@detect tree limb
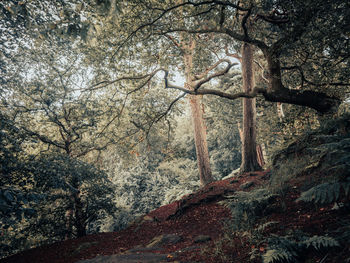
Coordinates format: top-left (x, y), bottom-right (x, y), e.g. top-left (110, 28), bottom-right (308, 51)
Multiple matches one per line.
top-left (85, 68), bottom-right (164, 91)
top-left (193, 60), bottom-right (238, 91)
top-left (164, 70), bottom-right (264, 99)
top-left (194, 58), bottom-right (232, 80)
top-left (241, 5), bottom-right (252, 39)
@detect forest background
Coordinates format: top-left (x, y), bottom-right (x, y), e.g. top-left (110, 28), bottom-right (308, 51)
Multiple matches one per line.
top-left (0, 0), bottom-right (349, 258)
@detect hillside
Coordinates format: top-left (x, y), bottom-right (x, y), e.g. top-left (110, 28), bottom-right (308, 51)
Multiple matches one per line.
top-left (2, 116), bottom-right (350, 263)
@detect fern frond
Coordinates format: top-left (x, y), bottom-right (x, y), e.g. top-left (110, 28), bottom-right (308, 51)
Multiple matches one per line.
top-left (302, 235), bottom-right (339, 250)
top-left (263, 234), bottom-right (339, 263)
top-left (297, 182), bottom-right (350, 204)
top-left (256, 221), bottom-right (279, 232)
top-left (221, 189), bottom-right (278, 230)
top-left (267, 235), bottom-right (299, 254)
top-left (263, 249), bottom-right (295, 263)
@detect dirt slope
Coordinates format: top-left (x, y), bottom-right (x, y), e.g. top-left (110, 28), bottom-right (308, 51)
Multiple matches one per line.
top-left (1, 170), bottom-right (349, 263)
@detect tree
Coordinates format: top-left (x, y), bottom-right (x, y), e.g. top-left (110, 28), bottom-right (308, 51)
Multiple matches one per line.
top-left (0, 111), bottom-right (116, 257)
top-left (108, 0), bottom-right (350, 173)
top-left (114, 0), bottom-right (348, 114)
top-left (27, 154), bottom-right (116, 239)
top-left (162, 29), bottom-right (215, 186)
top-left (76, 1), bottom-right (238, 186)
top-left (240, 43), bottom-right (262, 172)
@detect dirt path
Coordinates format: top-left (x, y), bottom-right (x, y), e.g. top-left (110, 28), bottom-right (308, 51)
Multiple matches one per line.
top-left (76, 253), bottom-right (170, 263)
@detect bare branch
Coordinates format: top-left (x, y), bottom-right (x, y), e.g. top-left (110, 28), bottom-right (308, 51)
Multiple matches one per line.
top-left (22, 127), bottom-right (65, 150)
top-left (85, 68), bottom-right (164, 92)
top-left (170, 85), bottom-right (264, 100)
top-left (154, 92), bottom-right (187, 123)
top-left (162, 27), bottom-right (269, 51)
top-left (254, 59), bottom-right (268, 83)
top-left (164, 70), bottom-right (186, 91)
top-left (112, 0), bottom-right (255, 59)
top-left (193, 61), bottom-right (238, 91)
top-left (241, 6), bottom-right (252, 39)
top-left (225, 46), bottom-right (242, 62)
top-left (164, 70), bottom-right (264, 100)
top-left (194, 58), bottom-right (231, 79)
top-left (255, 12), bottom-right (289, 25)
top-left (164, 34), bottom-right (181, 48)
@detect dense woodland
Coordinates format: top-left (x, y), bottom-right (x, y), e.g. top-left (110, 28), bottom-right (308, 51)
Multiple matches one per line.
top-left (1, 0), bottom-right (350, 262)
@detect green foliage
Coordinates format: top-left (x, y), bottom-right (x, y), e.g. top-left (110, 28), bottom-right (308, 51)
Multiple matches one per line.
top-left (256, 221), bottom-right (279, 232)
top-left (263, 234), bottom-right (339, 263)
top-left (0, 113), bottom-right (40, 251)
top-left (303, 236), bottom-right (340, 250)
top-left (205, 93), bottom-right (242, 178)
top-left (332, 220), bottom-right (350, 244)
top-left (104, 156), bottom-right (200, 230)
top-left (269, 114), bottom-right (350, 200)
top-left (1, 151), bottom-right (117, 258)
top-left (157, 158), bottom-right (200, 203)
top-left (221, 189), bottom-right (278, 230)
top-left (263, 249), bottom-right (296, 263)
top-left (297, 181), bottom-right (350, 204)
top-left (30, 153), bottom-right (117, 231)
top-left (0, 113), bottom-right (26, 185)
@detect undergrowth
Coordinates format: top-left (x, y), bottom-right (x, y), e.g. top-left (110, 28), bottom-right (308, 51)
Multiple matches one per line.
top-left (297, 180), bottom-right (350, 205)
top-left (220, 188), bottom-right (278, 231)
top-left (262, 233), bottom-right (339, 263)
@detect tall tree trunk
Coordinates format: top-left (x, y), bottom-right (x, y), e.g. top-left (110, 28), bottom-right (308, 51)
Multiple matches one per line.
top-left (240, 43), bottom-right (262, 173)
top-left (189, 95), bottom-right (213, 186)
top-left (183, 40), bottom-right (214, 186)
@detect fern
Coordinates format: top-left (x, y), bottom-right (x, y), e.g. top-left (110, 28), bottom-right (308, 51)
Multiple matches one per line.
top-left (302, 235), bottom-right (339, 250)
top-left (332, 221), bottom-right (350, 244)
top-left (297, 181), bottom-right (350, 204)
top-left (263, 249), bottom-right (296, 263)
top-left (221, 189), bottom-right (278, 230)
top-left (256, 221), bottom-right (279, 232)
top-left (263, 234), bottom-right (339, 263)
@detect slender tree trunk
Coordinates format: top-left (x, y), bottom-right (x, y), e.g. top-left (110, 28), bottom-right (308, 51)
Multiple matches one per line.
top-left (189, 95), bottom-right (213, 186)
top-left (183, 40), bottom-right (214, 186)
top-left (64, 144), bottom-right (86, 238)
top-left (65, 208), bottom-right (73, 239)
top-left (256, 144), bottom-right (265, 167)
top-left (240, 43), bottom-right (262, 173)
top-left (74, 190), bottom-right (86, 237)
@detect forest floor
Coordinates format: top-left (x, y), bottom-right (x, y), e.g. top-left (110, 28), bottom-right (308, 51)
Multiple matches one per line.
top-left (2, 168), bottom-right (349, 263)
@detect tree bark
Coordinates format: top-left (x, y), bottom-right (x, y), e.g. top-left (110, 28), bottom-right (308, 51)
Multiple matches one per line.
top-left (189, 95), bottom-right (213, 186)
top-left (240, 43), bottom-right (262, 173)
top-left (74, 190), bottom-right (86, 237)
top-left (263, 52), bottom-right (340, 113)
top-left (183, 39), bottom-right (214, 186)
